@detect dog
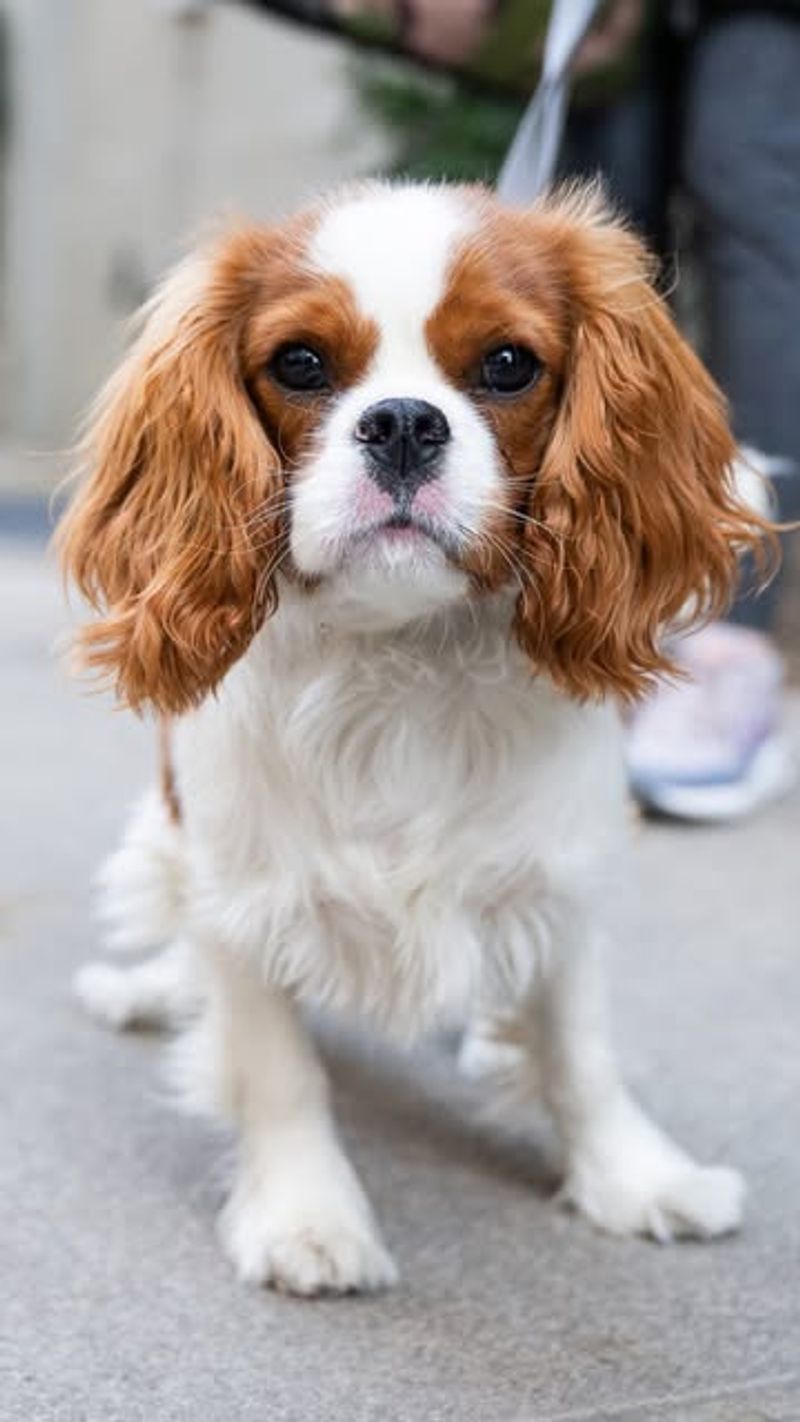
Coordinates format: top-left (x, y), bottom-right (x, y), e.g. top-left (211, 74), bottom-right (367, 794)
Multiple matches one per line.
top-left (59, 180), bottom-right (768, 1295)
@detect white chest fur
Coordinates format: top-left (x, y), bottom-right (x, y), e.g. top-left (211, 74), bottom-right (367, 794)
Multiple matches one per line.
top-left (175, 594), bottom-right (628, 1033)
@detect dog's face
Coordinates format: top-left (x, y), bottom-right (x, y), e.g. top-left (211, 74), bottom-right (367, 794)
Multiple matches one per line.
top-left (59, 182), bottom-right (769, 713)
top-left (268, 186), bottom-right (561, 627)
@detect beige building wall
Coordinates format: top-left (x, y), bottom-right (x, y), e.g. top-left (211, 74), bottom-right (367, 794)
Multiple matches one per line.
top-left (1, 0), bottom-right (389, 449)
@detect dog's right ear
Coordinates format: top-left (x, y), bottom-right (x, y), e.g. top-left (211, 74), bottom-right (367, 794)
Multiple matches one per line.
top-left (512, 186), bottom-right (776, 701)
top-left (57, 233), bottom-right (284, 715)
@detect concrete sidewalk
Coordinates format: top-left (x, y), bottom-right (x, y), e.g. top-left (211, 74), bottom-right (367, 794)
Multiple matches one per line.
top-left (2, 539), bottom-right (799, 1422)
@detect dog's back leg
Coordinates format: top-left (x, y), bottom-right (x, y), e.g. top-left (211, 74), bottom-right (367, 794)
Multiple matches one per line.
top-left (74, 939), bottom-right (197, 1031)
top-left (95, 787), bottom-right (185, 953)
top-left (73, 786), bottom-right (196, 1030)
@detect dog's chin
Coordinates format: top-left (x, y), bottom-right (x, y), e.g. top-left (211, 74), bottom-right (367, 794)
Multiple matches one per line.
top-left (305, 521), bottom-right (470, 632)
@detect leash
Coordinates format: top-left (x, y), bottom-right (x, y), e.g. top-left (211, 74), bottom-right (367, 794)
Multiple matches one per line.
top-left (497, 0), bottom-right (602, 204)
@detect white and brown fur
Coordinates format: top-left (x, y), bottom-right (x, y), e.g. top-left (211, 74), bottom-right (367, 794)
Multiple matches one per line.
top-left (59, 182), bottom-right (769, 1294)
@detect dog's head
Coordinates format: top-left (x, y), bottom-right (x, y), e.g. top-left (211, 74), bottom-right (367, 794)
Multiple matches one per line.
top-left (59, 181), bottom-right (771, 713)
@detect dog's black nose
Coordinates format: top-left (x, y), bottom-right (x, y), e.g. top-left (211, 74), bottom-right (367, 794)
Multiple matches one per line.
top-left (354, 398), bottom-right (450, 499)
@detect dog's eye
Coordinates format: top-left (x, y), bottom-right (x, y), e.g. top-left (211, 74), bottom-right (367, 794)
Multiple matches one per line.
top-left (270, 343), bottom-right (330, 393)
top-left (479, 344), bottom-right (542, 396)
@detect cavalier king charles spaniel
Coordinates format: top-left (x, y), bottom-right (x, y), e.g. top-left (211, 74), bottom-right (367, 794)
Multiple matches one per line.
top-left (59, 181), bottom-right (768, 1296)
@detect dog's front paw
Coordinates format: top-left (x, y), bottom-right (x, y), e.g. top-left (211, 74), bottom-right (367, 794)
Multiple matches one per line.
top-left (561, 1097), bottom-right (745, 1242)
top-left (563, 1158), bottom-right (744, 1242)
top-left (218, 1174), bottom-right (397, 1296)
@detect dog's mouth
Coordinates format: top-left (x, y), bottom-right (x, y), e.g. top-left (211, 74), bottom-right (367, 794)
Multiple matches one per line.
top-left (381, 512), bottom-right (434, 540)
top-left (351, 512), bottom-right (458, 560)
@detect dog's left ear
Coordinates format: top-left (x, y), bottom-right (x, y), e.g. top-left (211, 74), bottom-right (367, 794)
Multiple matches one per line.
top-left (57, 232), bottom-right (284, 715)
top-left (514, 188), bottom-right (775, 701)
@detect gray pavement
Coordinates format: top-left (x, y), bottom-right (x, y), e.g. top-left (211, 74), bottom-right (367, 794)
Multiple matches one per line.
top-left (2, 539), bottom-right (799, 1422)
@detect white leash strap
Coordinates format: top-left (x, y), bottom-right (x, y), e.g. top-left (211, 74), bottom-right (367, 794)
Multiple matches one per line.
top-left (497, 0), bottom-right (602, 205)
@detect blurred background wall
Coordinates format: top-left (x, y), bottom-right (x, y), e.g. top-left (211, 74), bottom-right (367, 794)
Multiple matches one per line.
top-left (0, 0), bottom-right (388, 455)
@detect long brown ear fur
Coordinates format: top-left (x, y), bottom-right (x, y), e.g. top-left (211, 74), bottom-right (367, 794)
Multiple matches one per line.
top-left (514, 187), bottom-right (777, 701)
top-left (57, 234), bottom-right (282, 715)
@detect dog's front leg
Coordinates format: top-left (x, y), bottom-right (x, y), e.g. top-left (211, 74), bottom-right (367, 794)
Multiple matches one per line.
top-left (199, 946), bottom-right (396, 1295)
top-left (531, 910), bottom-right (745, 1242)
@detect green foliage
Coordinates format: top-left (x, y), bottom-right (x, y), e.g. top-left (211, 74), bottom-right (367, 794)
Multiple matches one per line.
top-left (352, 59), bottom-right (525, 184)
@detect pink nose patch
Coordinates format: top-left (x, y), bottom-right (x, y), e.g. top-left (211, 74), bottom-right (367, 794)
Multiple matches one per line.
top-left (352, 480), bottom-right (396, 523)
top-left (410, 481), bottom-right (446, 518)
top-left (352, 476), bottom-right (447, 523)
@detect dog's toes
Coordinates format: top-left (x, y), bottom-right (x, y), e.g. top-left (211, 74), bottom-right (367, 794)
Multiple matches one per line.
top-left (218, 1188), bottom-right (397, 1296)
top-left (653, 1164), bottom-right (745, 1240)
top-left (266, 1226), bottom-right (397, 1297)
top-left (561, 1159), bottom-right (745, 1243)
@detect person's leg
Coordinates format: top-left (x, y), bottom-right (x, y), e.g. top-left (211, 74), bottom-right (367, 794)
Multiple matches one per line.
top-left (558, 9), bottom-right (687, 260)
top-left (624, 15), bottom-right (800, 821)
top-left (683, 12), bottom-right (800, 627)
top-left (559, 82), bottom-right (671, 255)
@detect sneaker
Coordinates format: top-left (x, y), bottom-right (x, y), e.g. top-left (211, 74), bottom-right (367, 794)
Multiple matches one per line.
top-left (626, 623), bottom-right (796, 822)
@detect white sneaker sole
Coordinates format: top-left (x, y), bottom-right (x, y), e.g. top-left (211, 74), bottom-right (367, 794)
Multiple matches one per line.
top-left (635, 736), bottom-right (797, 823)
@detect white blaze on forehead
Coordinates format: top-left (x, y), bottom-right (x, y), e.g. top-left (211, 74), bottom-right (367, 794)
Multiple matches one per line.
top-left (291, 184), bottom-right (503, 597)
top-left (309, 184), bottom-right (476, 341)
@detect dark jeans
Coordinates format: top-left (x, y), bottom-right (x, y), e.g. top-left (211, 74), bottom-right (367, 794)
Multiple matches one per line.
top-left (561, 13), bottom-right (800, 629)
